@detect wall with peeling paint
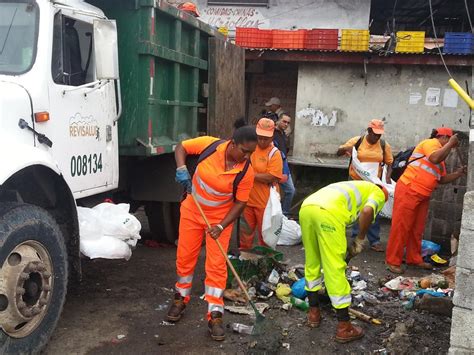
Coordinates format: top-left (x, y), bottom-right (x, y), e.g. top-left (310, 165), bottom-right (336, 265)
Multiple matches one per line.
top-left (293, 62), bottom-right (473, 164)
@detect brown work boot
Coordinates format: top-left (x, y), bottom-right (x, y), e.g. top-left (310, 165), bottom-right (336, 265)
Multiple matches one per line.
top-left (208, 311), bottom-right (225, 341)
top-left (387, 264), bottom-right (404, 274)
top-left (335, 321), bottom-right (364, 343)
top-left (166, 293), bottom-right (186, 322)
top-left (412, 262), bottom-right (433, 270)
top-left (307, 307), bottom-right (321, 328)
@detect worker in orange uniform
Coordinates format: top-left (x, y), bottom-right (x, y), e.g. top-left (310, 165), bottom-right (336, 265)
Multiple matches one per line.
top-left (177, 2), bottom-right (200, 17)
top-left (386, 127), bottom-right (467, 274)
top-left (337, 119), bottom-right (393, 252)
top-left (239, 118), bottom-right (283, 249)
top-left (166, 126), bottom-right (257, 341)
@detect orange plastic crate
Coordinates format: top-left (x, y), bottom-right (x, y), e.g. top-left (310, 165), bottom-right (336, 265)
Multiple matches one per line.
top-left (272, 30), bottom-right (306, 49)
top-left (305, 29), bottom-right (338, 50)
top-left (235, 27), bottom-right (272, 48)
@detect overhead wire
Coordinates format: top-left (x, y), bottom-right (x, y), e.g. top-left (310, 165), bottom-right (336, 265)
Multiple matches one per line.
top-left (428, 0), bottom-right (452, 78)
top-left (465, 0), bottom-right (474, 33)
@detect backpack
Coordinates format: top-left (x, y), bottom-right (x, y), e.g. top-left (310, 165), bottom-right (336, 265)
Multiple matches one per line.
top-left (391, 147), bottom-right (424, 182)
top-left (193, 139), bottom-right (251, 201)
top-left (348, 135), bottom-right (386, 171)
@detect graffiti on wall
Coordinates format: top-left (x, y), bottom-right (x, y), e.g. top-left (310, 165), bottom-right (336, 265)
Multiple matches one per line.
top-left (200, 7), bottom-right (270, 29)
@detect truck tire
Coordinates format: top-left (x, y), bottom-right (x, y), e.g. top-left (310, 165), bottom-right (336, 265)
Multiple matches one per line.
top-left (145, 201), bottom-right (180, 244)
top-left (0, 203), bottom-right (68, 355)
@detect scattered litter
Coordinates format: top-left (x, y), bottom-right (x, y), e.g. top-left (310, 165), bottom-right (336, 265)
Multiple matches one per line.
top-left (290, 296), bottom-right (309, 311)
top-left (160, 287), bottom-right (174, 294)
top-left (116, 334), bottom-right (126, 340)
top-left (268, 269), bottom-right (280, 284)
top-left (352, 280), bottom-right (367, 291)
top-left (290, 278), bottom-right (307, 299)
top-left (154, 304), bottom-right (168, 311)
top-left (282, 343), bottom-right (290, 350)
top-left (275, 283), bottom-right (292, 303)
top-left (281, 303), bottom-right (292, 311)
top-left (160, 321), bottom-right (175, 326)
top-left (256, 282), bottom-right (273, 299)
top-left (224, 303), bottom-right (269, 316)
top-left (230, 322), bottom-right (253, 335)
top-left (224, 288), bottom-right (247, 304)
top-left (349, 308), bottom-right (381, 325)
top-left (421, 239), bottom-right (441, 258)
top-left (350, 270), bottom-right (361, 281)
top-left (384, 276), bottom-right (416, 291)
top-left (414, 294), bottom-right (454, 316)
top-left (442, 266), bottom-right (456, 288)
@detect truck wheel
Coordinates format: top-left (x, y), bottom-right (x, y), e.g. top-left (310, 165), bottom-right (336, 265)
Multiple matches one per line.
top-left (0, 203), bottom-right (68, 354)
top-left (145, 201), bottom-right (180, 244)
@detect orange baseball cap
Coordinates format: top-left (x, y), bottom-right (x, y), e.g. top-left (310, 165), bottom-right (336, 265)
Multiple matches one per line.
top-left (256, 118), bottom-right (275, 137)
top-left (178, 2), bottom-right (200, 17)
top-left (436, 127), bottom-right (453, 137)
top-left (368, 119), bottom-right (385, 135)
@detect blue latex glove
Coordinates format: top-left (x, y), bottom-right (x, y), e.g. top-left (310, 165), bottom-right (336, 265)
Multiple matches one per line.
top-left (176, 166), bottom-right (192, 193)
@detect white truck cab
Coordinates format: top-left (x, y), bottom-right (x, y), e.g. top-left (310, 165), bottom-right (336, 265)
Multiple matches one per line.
top-left (0, 1), bottom-right (120, 352)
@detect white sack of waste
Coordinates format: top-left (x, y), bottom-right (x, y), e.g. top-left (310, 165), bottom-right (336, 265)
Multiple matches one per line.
top-left (262, 186), bottom-right (283, 249)
top-left (277, 216), bottom-right (302, 246)
top-left (351, 148), bottom-right (396, 219)
top-left (78, 203), bottom-right (141, 260)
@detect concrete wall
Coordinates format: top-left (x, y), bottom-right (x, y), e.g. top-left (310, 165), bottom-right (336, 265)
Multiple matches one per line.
top-left (193, 0), bottom-right (370, 34)
top-left (293, 63), bottom-right (472, 163)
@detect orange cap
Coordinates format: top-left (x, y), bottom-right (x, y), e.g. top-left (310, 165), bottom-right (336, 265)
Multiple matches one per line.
top-left (368, 119), bottom-right (385, 135)
top-left (435, 127), bottom-right (453, 137)
top-left (256, 118), bottom-right (275, 137)
top-left (178, 2), bottom-right (200, 17)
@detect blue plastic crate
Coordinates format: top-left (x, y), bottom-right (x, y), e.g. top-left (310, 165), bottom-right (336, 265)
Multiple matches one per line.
top-left (443, 32), bottom-right (474, 54)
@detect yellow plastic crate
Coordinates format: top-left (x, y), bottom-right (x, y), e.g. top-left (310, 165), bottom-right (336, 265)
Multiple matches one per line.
top-left (395, 31), bottom-right (425, 53)
top-left (340, 29), bottom-right (370, 51)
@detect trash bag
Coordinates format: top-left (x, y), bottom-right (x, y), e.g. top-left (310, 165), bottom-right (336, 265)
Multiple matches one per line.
top-left (351, 148), bottom-right (396, 219)
top-left (277, 216), bottom-right (302, 246)
top-left (77, 203), bottom-right (142, 260)
top-left (421, 239), bottom-right (441, 257)
top-left (291, 278), bottom-right (307, 299)
top-left (262, 186), bottom-right (283, 249)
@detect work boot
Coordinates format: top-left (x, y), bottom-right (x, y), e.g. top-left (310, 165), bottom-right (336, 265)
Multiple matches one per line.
top-left (166, 293), bottom-right (186, 322)
top-left (335, 321), bottom-right (364, 343)
top-left (413, 262), bottom-right (433, 270)
top-left (387, 264), bottom-right (404, 274)
top-left (307, 307), bottom-right (321, 328)
top-left (208, 311), bottom-right (225, 341)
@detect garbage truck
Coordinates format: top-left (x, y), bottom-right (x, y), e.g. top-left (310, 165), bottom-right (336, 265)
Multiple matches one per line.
top-left (0, 0), bottom-right (244, 352)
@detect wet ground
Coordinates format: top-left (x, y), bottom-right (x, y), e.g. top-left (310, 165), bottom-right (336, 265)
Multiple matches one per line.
top-left (45, 219), bottom-right (452, 354)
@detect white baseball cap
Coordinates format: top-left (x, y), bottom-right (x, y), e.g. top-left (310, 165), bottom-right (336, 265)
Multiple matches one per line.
top-left (265, 97), bottom-right (281, 106)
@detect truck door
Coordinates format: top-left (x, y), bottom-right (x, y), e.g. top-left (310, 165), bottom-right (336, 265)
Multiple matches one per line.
top-left (47, 11), bottom-right (118, 198)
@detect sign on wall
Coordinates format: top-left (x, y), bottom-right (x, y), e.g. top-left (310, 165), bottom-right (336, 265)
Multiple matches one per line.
top-left (200, 7), bottom-right (270, 29)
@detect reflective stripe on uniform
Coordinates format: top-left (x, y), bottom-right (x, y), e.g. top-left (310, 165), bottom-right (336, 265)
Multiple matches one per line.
top-left (195, 170), bottom-right (233, 198)
top-left (305, 277), bottom-right (323, 290)
top-left (410, 152), bottom-right (424, 159)
top-left (327, 185), bottom-right (353, 211)
top-left (327, 182), bottom-right (362, 211)
top-left (177, 274), bottom-right (193, 284)
top-left (208, 303), bottom-right (224, 313)
top-left (176, 285), bottom-right (192, 297)
top-left (329, 294), bottom-right (352, 306)
top-left (411, 160), bottom-right (441, 179)
top-left (192, 185), bottom-right (231, 207)
top-left (366, 198), bottom-right (379, 211)
top-left (205, 285), bottom-right (224, 298)
top-left (340, 182), bottom-right (362, 208)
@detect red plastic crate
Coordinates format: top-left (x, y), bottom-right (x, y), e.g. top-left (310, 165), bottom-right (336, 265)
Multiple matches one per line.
top-left (305, 29), bottom-right (338, 50)
top-left (235, 27), bottom-right (272, 48)
top-left (272, 30), bottom-right (307, 49)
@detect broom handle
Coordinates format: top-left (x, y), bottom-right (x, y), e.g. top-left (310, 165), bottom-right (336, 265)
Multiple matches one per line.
top-left (191, 193), bottom-right (253, 304)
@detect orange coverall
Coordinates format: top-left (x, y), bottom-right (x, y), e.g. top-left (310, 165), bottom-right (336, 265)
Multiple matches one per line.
top-left (386, 138), bottom-right (446, 266)
top-left (240, 145), bottom-right (282, 249)
top-left (175, 136), bottom-right (254, 317)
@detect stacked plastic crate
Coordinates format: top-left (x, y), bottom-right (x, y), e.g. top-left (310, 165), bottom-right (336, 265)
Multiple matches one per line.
top-left (340, 29), bottom-right (370, 51)
top-left (395, 31), bottom-right (425, 53)
top-left (443, 32), bottom-right (474, 54)
top-left (235, 27), bottom-right (272, 48)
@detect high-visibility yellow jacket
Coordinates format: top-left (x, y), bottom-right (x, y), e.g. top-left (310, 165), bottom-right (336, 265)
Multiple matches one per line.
top-left (301, 181), bottom-right (386, 225)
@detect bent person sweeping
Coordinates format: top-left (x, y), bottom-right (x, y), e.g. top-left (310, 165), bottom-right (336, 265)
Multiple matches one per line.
top-left (299, 181), bottom-right (388, 343)
top-left (166, 125), bottom-right (257, 341)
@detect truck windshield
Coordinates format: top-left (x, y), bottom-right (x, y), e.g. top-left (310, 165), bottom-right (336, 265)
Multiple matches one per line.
top-left (0, 2), bottom-right (39, 75)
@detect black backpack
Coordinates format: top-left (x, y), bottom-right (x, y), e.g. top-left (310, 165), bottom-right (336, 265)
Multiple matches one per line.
top-left (190, 139), bottom-right (251, 201)
top-left (391, 147), bottom-right (424, 182)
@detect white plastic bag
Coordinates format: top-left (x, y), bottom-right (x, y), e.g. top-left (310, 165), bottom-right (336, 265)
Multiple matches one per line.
top-left (351, 147), bottom-right (396, 218)
top-left (262, 186), bottom-right (283, 249)
top-left (77, 203), bottom-right (142, 260)
top-left (277, 216), bottom-right (302, 246)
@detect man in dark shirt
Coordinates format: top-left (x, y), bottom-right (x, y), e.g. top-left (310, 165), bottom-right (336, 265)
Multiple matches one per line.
top-left (273, 114), bottom-right (295, 216)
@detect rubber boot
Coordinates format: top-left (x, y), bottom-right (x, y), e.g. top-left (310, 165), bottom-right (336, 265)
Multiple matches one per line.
top-left (208, 311), bottom-right (225, 341)
top-left (166, 293), bottom-right (186, 322)
top-left (335, 321), bottom-right (364, 343)
top-left (307, 307), bottom-right (321, 328)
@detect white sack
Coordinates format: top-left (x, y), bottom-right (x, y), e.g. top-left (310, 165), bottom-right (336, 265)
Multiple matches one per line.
top-left (277, 216), bottom-right (302, 246)
top-left (80, 235), bottom-right (132, 260)
top-left (351, 147), bottom-right (396, 219)
top-left (262, 186), bottom-right (283, 249)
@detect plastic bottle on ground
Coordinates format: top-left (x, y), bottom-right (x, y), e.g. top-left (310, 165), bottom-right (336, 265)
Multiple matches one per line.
top-left (290, 296), bottom-right (309, 311)
top-left (231, 323), bottom-right (254, 335)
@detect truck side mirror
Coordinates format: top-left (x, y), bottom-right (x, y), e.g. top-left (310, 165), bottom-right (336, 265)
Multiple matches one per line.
top-left (93, 19), bottom-right (119, 80)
